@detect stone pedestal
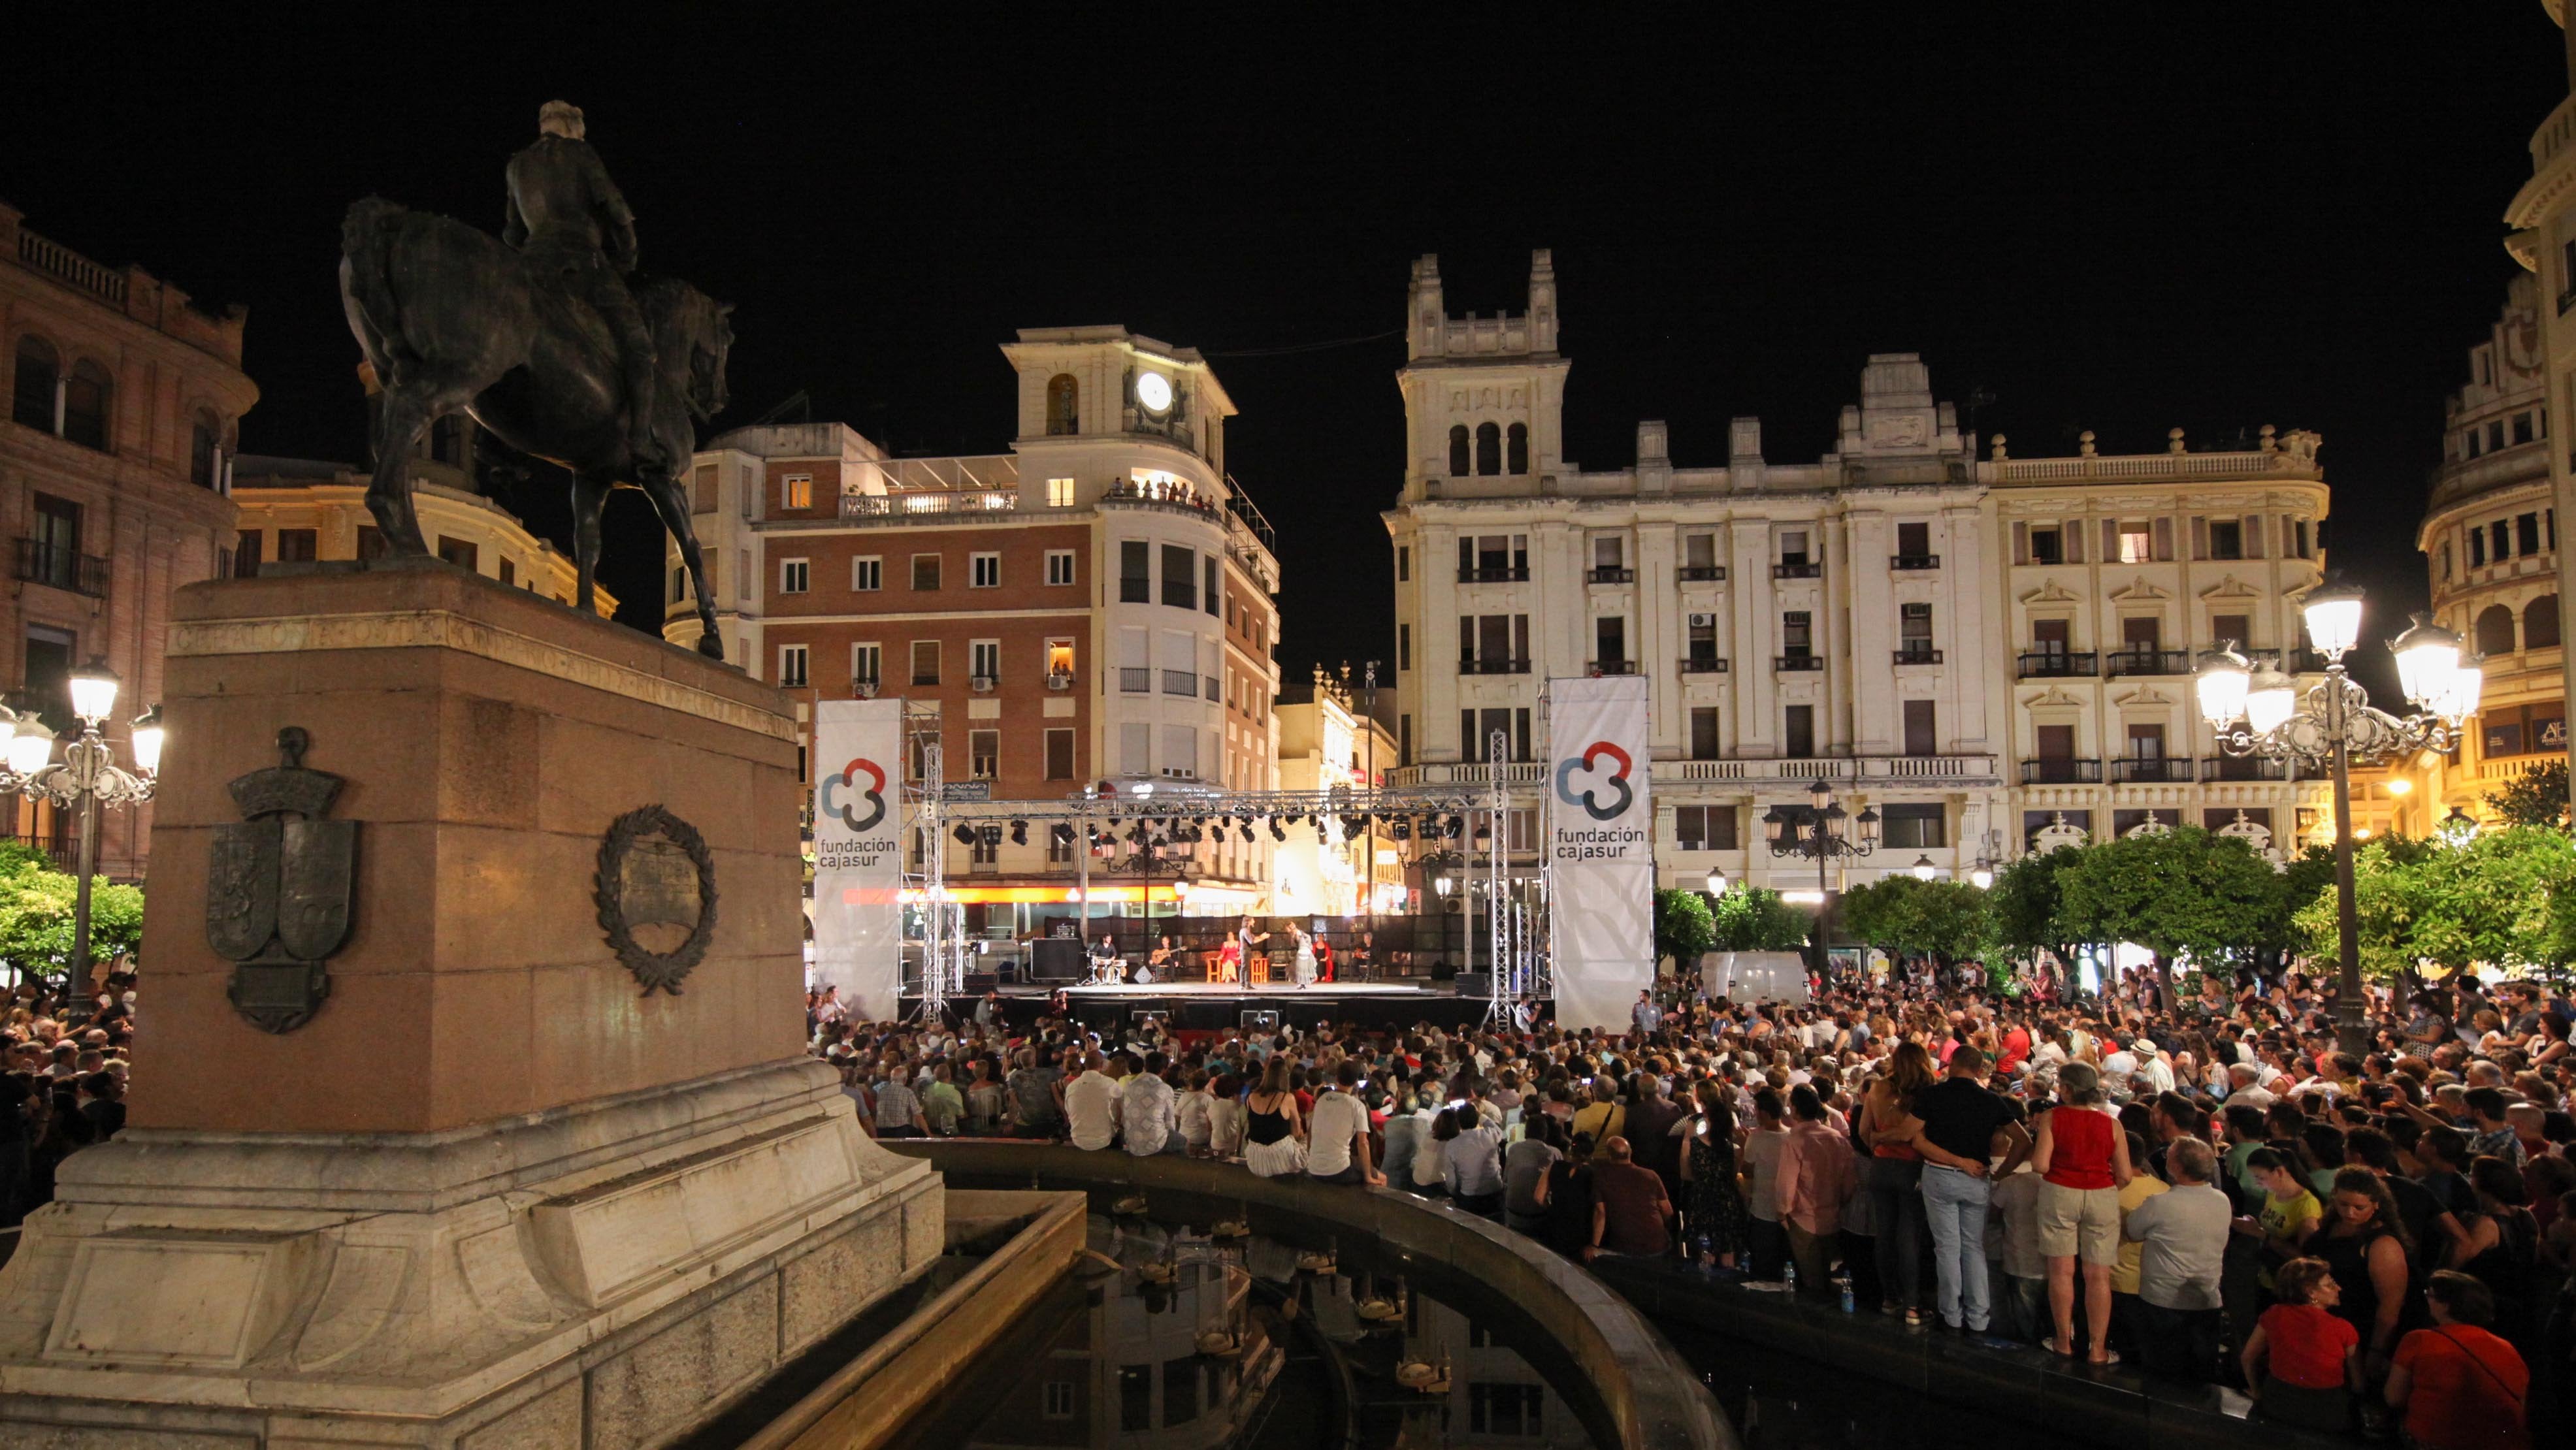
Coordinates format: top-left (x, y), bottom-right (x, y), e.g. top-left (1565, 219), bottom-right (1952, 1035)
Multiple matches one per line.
top-left (0, 566), bottom-right (939, 1449)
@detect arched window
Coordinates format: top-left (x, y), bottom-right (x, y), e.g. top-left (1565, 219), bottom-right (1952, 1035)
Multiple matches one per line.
top-left (1447, 424), bottom-right (1469, 476)
top-left (1045, 374), bottom-right (1079, 436)
top-left (12, 336), bottom-right (59, 431)
top-left (190, 410), bottom-right (220, 489)
top-left (1475, 421), bottom-right (1501, 475)
top-left (2525, 594), bottom-right (2562, 650)
top-left (2475, 603), bottom-right (2518, 656)
top-left (1507, 421), bottom-right (1529, 475)
top-left (61, 360), bottom-right (110, 451)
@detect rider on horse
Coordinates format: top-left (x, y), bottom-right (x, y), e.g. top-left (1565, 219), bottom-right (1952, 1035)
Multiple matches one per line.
top-left (504, 101), bottom-right (662, 472)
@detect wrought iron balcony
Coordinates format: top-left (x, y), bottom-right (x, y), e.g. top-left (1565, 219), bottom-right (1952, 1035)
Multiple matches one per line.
top-left (1775, 653), bottom-right (1824, 672)
top-left (2017, 651), bottom-right (2097, 679)
top-left (1893, 644), bottom-right (1942, 665)
top-left (1458, 566), bottom-right (1529, 583)
top-left (2200, 755), bottom-right (2289, 782)
top-left (1678, 565), bottom-right (1727, 582)
top-left (1585, 567), bottom-right (1635, 585)
top-left (1460, 656), bottom-right (1531, 675)
top-left (2021, 758), bottom-right (2102, 784)
top-left (1890, 554), bottom-right (1941, 571)
top-left (1678, 656), bottom-right (1729, 674)
top-left (1587, 659), bottom-right (1638, 675)
top-left (1772, 561), bottom-right (1822, 579)
top-left (1118, 666), bottom-right (1151, 693)
top-left (2104, 649), bottom-right (2190, 677)
top-left (1162, 669), bottom-right (1198, 696)
top-left (14, 539), bottom-right (108, 597)
top-left (2111, 757), bottom-right (2194, 784)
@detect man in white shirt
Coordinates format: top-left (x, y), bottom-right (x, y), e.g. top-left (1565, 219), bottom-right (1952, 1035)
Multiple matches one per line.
top-left (1119, 1051), bottom-right (1179, 1155)
top-left (1307, 1063), bottom-right (1383, 1185)
top-left (2220, 1062), bottom-right (2275, 1112)
top-left (1063, 1052), bottom-right (1120, 1151)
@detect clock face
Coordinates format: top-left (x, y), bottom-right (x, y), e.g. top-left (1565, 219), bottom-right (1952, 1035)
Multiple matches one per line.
top-left (1135, 372), bottom-right (1173, 414)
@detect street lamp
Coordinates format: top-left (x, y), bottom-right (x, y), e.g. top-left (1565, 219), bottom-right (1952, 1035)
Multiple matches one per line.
top-left (0, 662), bottom-right (162, 996)
top-left (1704, 867), bottom-right (1727, 895)
top-left (1910, 855), bottom-right (1937, 881)
top-left (1763, 778), bottom-right (1878, 986)
top-left (2196, 596), bottom-right (2480, 1055)
top-left (2436, 806), bottom-right (2479, 848)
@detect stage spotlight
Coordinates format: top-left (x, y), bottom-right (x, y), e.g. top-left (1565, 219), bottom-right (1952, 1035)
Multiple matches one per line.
top-left (951, 823), bottom-right (975, 845)
top-left (1009, 820), bottom-right (1028, 846)
top-left (980, 826), bottom-right (1003, 845)
top-left (1390, 819), bottom-right (1410, 841)
top-left (1192, 814), bottom-right (1207, 826)
top-left (1445, 816), bottom-right (1463, 840)
top-left (1051, 824), bottom-right (1074, 845)
top-left (1268, 820), bottom-right (1286, 843)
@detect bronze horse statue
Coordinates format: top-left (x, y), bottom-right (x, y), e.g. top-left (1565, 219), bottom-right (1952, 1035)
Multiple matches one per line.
top-left (336, 197), bottom-right (732, 657)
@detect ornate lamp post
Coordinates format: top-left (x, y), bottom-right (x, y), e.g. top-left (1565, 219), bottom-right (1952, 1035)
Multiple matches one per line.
top-left (2195, 583), bottom-right (2481, 1055)
top-left (0, 663), bottom-right (163, 994)
top-left (1763, 779), bottom-right (1878, 986)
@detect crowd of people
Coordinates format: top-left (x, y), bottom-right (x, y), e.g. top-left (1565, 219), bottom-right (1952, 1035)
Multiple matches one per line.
top-left (811, 964), bottom-right (2570, 1447)
top-left (0, 971), bottom-right (137, 1227)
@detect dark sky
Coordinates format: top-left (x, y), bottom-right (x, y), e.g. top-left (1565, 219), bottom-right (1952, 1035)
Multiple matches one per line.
top-left (7, 8), bottom-right (2565, 693)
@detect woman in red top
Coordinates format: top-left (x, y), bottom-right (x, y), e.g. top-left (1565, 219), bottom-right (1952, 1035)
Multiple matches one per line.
top-left (2242, 1257), bottom-right (2358, 1431)
top-left (2387, 1271), bottom-right (2530, 1450)
top-left (2030, 1061), bottom-right (2132, 1363)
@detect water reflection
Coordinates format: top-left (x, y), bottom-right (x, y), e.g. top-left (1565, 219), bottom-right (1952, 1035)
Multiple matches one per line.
top-left (924, 1214), bottom-right (1593, 1449)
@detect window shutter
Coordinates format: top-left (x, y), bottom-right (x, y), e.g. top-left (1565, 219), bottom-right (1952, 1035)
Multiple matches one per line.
top-left (1459, 616), bottom-right (1474, 662)
top-left (2243, 514), bottom-right (2265, 558)
top-left (2064, 521), bottom-right (2085, 563)
top-left (2191, 516), bottom-right (2209, 560)
top-left (2012, 521), bottom-right (2029, 565)
top-left (2153, 518), bottom-right (2174, 561)
top-left (2101, 519), bottom-right (2119, 560)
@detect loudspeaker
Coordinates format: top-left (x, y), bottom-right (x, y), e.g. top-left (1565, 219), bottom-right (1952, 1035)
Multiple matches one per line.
top-left (1456, 973), bottom-right (1492, 998)
top-left (1029, 937), bottom-right (1086, 982)
top-left (963, 971), bottom-right (998, 995)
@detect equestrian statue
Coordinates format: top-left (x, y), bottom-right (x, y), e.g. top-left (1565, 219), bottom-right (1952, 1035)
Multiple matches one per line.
top-left (338, 100), bottom-right (732, 658)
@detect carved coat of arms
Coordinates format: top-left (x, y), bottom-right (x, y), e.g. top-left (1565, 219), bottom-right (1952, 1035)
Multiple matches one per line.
top-left (208, 727), bottom-right (357, 1033)
top-left (593, 805), bottom-right (717, 995)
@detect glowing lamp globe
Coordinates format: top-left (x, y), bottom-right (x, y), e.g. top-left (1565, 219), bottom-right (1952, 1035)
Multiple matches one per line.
top-left (2243, 666), bottom-right (2298, 736)
top-left (2390, 616), bottom-right (2464, 710)
top-left (2300, 582), bottom-right (2365, 660)
top-left (7, 717), bottom-right (55, 777)
top-left (1910, 855), bottom-right (1936, 881)
top-left (1969, 865), bottom-right (1994, 890)
top-left (130, 707), bottom-right (165, 774)
top-left (1704, 868), bottom-right (1727, 894)
top-left (67, 662), bottom-right (119, 724)
top-left (2196, 646), bottom-right (2251, 726)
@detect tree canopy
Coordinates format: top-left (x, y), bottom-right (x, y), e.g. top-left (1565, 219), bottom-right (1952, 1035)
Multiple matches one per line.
top-left (1652, 887), bottom-right (1716, 971)
top-left (1837, 875), bottom-right (1985, 964)
top-left (2055, 826), bottom-right (2283, 993)
top-left (0, 848), bottom-right (144, 984)
top-left (1708, 886), bottom-right (1812, 952)
top-left (2294, 825), bottom-right (2576, 983)
top-left (2485, 759), bottom-right (2571, 830)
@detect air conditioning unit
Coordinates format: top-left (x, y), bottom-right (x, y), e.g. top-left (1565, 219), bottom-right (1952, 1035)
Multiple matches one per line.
top-left (1689, 612), bottom-right (1715, 628)
top-left (971, 675), bottom-right (998, 694)
top-left (1047, 670), bottom-right (1074, 690)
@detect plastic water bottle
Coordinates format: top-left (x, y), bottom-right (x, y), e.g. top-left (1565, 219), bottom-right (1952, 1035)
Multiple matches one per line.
top-left (1838, 1278), bottom-right (1855, 1314)
top-left (1782, 1260), bottom-right (1797, 1293)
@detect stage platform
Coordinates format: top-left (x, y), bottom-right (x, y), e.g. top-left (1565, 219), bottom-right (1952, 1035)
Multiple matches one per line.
top-left (913, 980), bottom-right (1500, 1034)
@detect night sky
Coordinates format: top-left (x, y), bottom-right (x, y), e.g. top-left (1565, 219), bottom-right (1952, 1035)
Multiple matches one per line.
top-left (6, 8), bottom-right (2564, 698)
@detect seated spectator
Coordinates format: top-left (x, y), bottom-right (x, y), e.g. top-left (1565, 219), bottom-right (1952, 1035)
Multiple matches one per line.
top-left (1062, 1052), bottom-right (1120, 1152)
top-left (1588, 1135), bottom-right (1674, 1259)
top-left (2387, 1271), bottom-right (2532, 1450)
top-left (1306, 1063), bottom-right (1382, 1185)
top-left (1241, 1058), bottom-right (1305, 1177)
top-left (2244, 1256), bottom-right (2359, 1431)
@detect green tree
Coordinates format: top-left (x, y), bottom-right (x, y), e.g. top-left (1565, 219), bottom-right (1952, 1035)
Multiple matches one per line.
top-left (1708, 886), bottom-right (1812, 952)
top-left (1838, 875), bottom-right (1987, 967)
top-left (1983, 845), bottom-right (2090, 978)
top-left (2484, 758), bottom-right (2571, 830)
top-left (2297, 825), bottom-right (2576, 985)
top-left (1652, 888), bottom-right (1716, 976)
top-left (0, 853), bottom-right (144, 985)
top-left (2057, 826), bottom-right (2284, 1003)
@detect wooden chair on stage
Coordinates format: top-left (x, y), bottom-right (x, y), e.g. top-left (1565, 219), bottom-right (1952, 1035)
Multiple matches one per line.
top-left (1247, 951), bottom-right (1269, 987)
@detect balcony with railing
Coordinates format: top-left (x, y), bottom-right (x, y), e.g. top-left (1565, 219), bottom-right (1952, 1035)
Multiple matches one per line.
top-left (1162, 669), bottom-right (1198, 696)
top-left (1118, 666), bottom-right (1151, 694)
top-left (2021, 758), bottom-right (2103, 784)
top-left (2111, 757), bottom-right (2193, 784)
top-left (1677, 565), bottom-right (1727, 582)
top-left (1588, 659), bottom-right (1637, 675)
top-left (1775, 653), bottom-right (1823, 672)
top-left (1678, 656), bottom-right (1729, 675)
top-left (1458, 566), bottom-right (1529, 583)
top-left (2200, 756), bottom-right (2289, 782)
top-left (2017, 651), bottom-right (2098, 679)
top-left (1890, 554), bottom-right (1941, 571)
top-left (2104, 649), bottom-right (2190, 677)
top-left (1461, 656), bottom-right (1531, 675)
top-left (14, 539), bottom-right (109, 597)
top-left (16, 227), bottom-right (127, 306)
top-left (1584, 567), bottom-right (1635, 585)
top-left (1772, 561), bottom-right (1822, 579)
top-left (1205, 675), bottom-right (1220, 701)
top-left (1893, 643), bottom-right (1942, 666)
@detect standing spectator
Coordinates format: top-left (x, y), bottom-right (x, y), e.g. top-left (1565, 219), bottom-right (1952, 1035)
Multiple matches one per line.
top-left (1774, 1085), bottom-right (1859, 1300)
top-left (1680, 1080), bottom-right (1749, 1272)
top-left (1588, 1136), bottom-right (1675, 1259)
top-left (1625, 1074), bottom-right (1687, 1208)
top-left (2313, 1167), bottom-right (2415, 1393)
top-left (2108, 1129), bottom-right (2168, 1357)
top-left (2243, 1257), bottom-right (2360, 1432)
top-left (2451, 1155), bottom-right (2541, 1354)
top-left (1742, 1088), bottom-right (1791, 1287)
top-left (1307, 1063), bottom-right (1382, 1185)
top-left (1906, 1045), bottom-right (2031, 1334)
top-left (2032, 1061), bottom-right (2134, 1363)
top-left (1063, 1052), bottom-right (1120, 1152)
top-left (1989, 1162), bottom-right (2049, 1342)
top-left (2120, 1136), bottom-right (2231, 1380)
top-left (1633, 991), bottom-right (1663, 1039)
top-left (1857, 1041), bottom-right (1935, 1324)
top-left (2386, 1272), bottom-right (2532, 1450)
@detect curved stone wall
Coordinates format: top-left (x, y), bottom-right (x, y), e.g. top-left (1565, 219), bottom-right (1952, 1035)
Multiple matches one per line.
top-left (883, 1141), bottom-right (1734, 1450)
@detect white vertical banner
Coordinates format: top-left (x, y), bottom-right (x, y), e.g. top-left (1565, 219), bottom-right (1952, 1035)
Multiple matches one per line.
top-left (813, 698), bottom-right (905, 1022)
top-left (1545, 675), bottom-right (1652, 1033)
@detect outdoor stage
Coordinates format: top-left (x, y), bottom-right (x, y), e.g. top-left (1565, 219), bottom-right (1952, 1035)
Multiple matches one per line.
top-left (916, 979), bottom-right (1503, 1034)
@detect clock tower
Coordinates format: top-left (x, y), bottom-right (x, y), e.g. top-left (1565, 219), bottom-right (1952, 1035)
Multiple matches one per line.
top-left (1397, 250), bottom-right (1570, 504)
